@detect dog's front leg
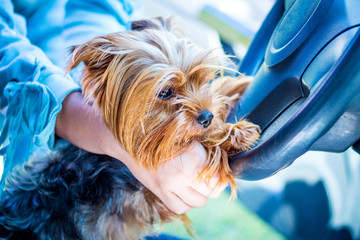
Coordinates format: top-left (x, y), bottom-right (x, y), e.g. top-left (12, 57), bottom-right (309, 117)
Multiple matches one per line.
top-left (204, 119), bottom-right (260, 155)
top-left (221, 120), bottom-right (261, 155)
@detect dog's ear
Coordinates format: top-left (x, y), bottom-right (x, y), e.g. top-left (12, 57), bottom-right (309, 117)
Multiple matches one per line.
top-left (66, 37), bottom-right (116, 107)
top-left (131, 17), bottom-right (184, 38)
top-left (66, 17), bottom-right (184, 107)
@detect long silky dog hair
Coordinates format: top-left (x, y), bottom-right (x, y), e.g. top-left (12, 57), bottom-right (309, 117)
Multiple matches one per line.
top-left (0, 18), bottom-right (260, 240)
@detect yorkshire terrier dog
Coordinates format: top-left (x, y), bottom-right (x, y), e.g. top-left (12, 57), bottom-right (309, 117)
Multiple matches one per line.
top-left (0, 18), bottom-right (260, 240)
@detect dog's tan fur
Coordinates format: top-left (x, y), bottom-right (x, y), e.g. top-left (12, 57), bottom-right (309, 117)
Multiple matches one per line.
top-left (66, 17), bottom-right (260, 238)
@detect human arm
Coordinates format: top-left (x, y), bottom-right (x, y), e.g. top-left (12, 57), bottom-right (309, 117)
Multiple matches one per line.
top-left (63, 0), bottom-right (141, 48)
top-left (0, 1), bottom-right (81, 188)
top-left (0, 1), bottom-right (79, 100)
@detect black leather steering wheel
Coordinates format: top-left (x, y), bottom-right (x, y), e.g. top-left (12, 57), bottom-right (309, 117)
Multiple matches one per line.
top-left (228, 0), bottom-right (360, 180)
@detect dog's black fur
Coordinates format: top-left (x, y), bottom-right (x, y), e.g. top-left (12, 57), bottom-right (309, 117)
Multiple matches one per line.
top-left (0, 145), bottom-right (145, 240)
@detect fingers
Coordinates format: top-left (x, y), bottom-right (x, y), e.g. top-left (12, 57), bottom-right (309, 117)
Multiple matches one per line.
top-left (160, 142), bottom-right (229, 214)
top-left (158, 177), bottom-right (227, 215)
top-left (208, 181), bottom-right (228, 198)
top-left (161, 192), bottom-right (192, 215)
top-left (173, 186), bottom-right (208, 209)
top-left (163, 190), bottom-right (207, 215)
top-left (155, 183), bottom-right (208, 214)
top-left (125, 141), bottom-right (229, 215)
top-left (191, 175), bottom-right (228, 199)
top-left (163, 177), bottom-right (227, 214)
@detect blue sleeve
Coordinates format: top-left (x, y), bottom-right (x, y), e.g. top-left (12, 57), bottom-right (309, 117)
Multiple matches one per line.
top-left (63, 0), bottom-right (142, 47)
top-left (0, 0), bottom-right (81, 188)
top-left (63, 0), bottom-right (142, 83)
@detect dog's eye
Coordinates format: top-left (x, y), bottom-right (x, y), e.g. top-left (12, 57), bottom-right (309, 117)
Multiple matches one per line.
top-left (157, 88), bottom-right (174, 100)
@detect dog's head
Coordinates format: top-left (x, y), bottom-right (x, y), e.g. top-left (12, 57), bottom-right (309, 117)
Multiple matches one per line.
top-left (67, 18), bottom-right (232, 169)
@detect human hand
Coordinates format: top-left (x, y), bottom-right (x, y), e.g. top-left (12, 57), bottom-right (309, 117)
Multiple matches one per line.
top-left (122, 142), bottom-right (228, 215)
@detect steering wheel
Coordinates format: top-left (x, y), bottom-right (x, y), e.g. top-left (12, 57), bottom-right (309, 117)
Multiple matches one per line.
top-left (228, 0), bottom-right (360, 180)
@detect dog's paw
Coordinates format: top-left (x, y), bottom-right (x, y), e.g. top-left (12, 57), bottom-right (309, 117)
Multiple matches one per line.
top-left (222, 120), bottom-right (261, 154)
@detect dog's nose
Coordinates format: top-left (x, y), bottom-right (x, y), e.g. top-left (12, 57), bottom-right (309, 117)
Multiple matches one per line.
top-left (197, 109), bottom-right (214, 128)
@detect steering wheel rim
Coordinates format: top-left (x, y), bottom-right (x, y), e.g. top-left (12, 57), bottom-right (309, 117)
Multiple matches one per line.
top-left (228, 0), bottom-right (360, 180)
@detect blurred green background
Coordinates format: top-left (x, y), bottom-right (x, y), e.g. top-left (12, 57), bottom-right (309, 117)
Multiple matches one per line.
top-left (157, 192), bottom-right (285, 240)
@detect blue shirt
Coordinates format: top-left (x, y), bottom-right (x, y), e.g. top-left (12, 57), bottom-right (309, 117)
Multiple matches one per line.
top-left (0, 0), bottom-right (140, 191)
